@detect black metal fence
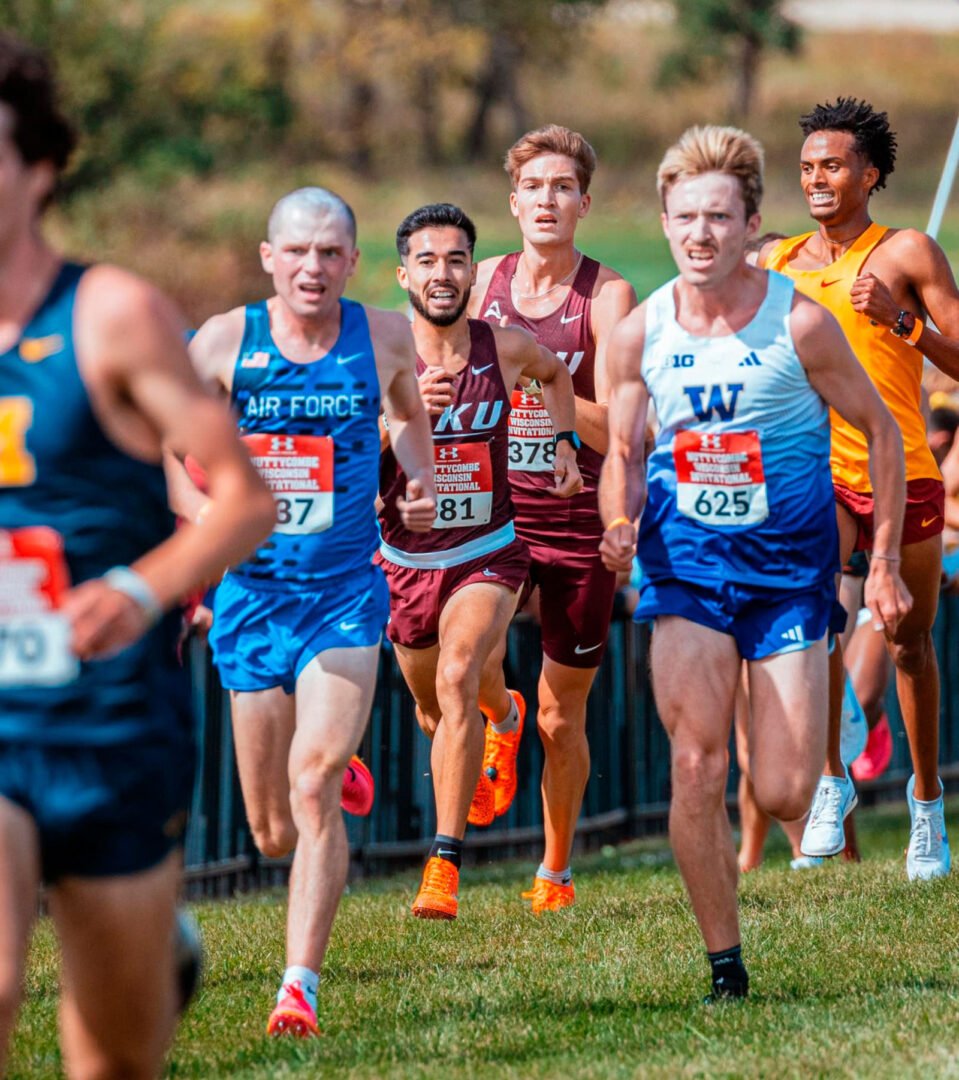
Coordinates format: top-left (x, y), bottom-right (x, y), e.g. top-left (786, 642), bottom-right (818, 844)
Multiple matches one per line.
top-left (183, 594), bottom-right (959, 896)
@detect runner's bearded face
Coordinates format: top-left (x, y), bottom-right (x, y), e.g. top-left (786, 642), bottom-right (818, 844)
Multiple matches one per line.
top-left (799, 130), bottom-right (879, 227)
top-left (509, 153), bottom-right (590, 247)
top-left (260, 209), bottom-right (358, 322)
top-left (398, 225), bottom-right (475, 328)
top-left (661, 172), bottom-right (759, 287)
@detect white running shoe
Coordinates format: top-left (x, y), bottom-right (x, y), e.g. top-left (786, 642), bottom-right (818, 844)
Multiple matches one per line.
top-left (800, 772), bottom-right (858, 857)
top-left (840, 679), bottom-right (868, 766)
top-left (906, 775), bottom-right (951, 881)
top-left (789, 855), bottom-right (824, 871)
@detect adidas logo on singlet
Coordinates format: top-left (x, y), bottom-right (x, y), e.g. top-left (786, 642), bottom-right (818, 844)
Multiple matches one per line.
top-left (738, 351), bottom-right (762, 367)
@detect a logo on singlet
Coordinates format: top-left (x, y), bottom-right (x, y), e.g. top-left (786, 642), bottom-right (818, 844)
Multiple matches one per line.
top-left (738, 351), bottom-right (762, 368)
top-left (484, 301), bottom-right (504, 320)
top-left (19, 335), bottom-right (64, 363)
top-left (241, 350), bottom-right (271, 368)
top-left (557, 350), bottom-right (585, 376)
top-left (683, 383), bottom-right (744, 423)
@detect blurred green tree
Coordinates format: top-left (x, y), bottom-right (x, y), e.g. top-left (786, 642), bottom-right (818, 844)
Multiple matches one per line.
top-left (659, 0), bottom-right (801, 120)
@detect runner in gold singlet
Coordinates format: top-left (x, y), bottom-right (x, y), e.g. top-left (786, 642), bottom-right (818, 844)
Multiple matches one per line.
top-left (760, 98), bottom-right (959, 879)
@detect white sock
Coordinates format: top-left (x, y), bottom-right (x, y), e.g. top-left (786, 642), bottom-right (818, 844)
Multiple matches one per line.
top-left (536, 864), bottom-right (572, 886)
top-left (490, 695), bottom-right (519, 735)
top-left (280, 965), bottom-right (319, 1011)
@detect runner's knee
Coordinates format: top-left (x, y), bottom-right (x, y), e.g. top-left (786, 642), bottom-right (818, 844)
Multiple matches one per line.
top-left (671, 744), bottom-right (727, 800)
top-left (436, 652), bottom-right (480, 704)
top-left (249, 812), bottom-right (297, 859)
top-left (752, 772), bottom-right (814, 823)
top-left (889, 631), bottom-right (934, 678)
top-left (415, 705), bottom-right (440, 738)
top-left (537, 700), bottom-right (587, 753)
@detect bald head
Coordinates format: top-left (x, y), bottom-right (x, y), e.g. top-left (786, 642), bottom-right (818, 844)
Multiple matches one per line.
top-left (267, 187), bottom-right (357, 246)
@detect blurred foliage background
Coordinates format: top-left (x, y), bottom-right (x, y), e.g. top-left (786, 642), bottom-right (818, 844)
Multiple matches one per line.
top-left (2, 0), bottom-right (958, 324)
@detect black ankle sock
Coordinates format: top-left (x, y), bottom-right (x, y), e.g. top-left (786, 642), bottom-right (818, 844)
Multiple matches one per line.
top-left (707, 945), bottom-right (749, 999)
top-left (429, 834), bottom-right (463, 869)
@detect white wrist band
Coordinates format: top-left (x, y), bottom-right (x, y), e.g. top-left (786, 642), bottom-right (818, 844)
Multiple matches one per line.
top-left (103, 566), bottom-right (163, 626)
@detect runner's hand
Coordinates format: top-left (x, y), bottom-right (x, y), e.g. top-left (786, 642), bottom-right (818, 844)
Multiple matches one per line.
top-left (850, 272), bottom-right (899, 328)
top-left (864, 558), bottom-right (912, 636)
top-left (62, 578), bottom-right (152, 660)
top-left (599, 521), bottom-right (637, 573)
top-left (418, 367), bottom-right (455, 414)
top-left (397, 477), bottom-right (436, 532)
top-left (547, 446), bottom-right (583, 498)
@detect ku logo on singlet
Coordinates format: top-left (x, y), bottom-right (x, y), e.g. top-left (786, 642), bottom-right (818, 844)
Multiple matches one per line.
top-left (683, 383), bottom-right (743, 423)
top-left (435, 401), bottom-right (504, 433)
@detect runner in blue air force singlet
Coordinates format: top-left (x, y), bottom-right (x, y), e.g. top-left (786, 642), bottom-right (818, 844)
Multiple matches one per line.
top-left (0, 263), bottom-right (188, 747)
top-left (229, 298), bottom-right (382, 585)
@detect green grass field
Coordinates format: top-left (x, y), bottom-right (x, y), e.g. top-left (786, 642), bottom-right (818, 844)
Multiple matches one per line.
top-left (9, 799), bottom-right (959, 1078)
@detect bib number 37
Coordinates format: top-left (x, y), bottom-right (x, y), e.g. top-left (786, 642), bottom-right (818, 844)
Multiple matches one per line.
top-left (243, 434), bottom-right (334, 535)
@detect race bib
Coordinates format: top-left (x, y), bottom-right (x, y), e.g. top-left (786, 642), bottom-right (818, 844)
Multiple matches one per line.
top-left (0, 527), bottom-right (78, 687)
top-left (434, 442), bottom-right (493, 529)
top-left (673, 430), bottom-right (768, 527)
top-left (243, 434), bottom-right (334, 535)
top-left (507, 388), bottom-right (556, 473)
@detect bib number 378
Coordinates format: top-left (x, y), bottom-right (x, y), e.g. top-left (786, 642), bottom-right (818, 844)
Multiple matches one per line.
top-left (673, 429), bottom-right (768, 527)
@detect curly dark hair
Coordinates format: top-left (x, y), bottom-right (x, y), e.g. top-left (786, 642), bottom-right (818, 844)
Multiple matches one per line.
top-left (799, 98), bottom-right (896, 194)
top-left (0, 33), bottom-right (75, 173)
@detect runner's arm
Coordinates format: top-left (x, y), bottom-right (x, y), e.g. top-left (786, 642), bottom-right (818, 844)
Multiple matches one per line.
top-left (791, 297), bottom-right (912, 634)
top-left (505, 329), bottom-right (582, 498)
top-left (584, 274), bottom-right (637, 456)
top-left (69, 267), bottom-right (275, 658)
top-left (850, 230), bottom-right (959, 380)
top-left (369, 308), bottom-right (436, 531)
top-left (598, 309), bottom-right (649, 572)
top-left (164, 309), bottom-right (244, 523)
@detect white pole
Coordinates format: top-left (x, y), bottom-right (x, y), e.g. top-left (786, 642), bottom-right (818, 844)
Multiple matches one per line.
top-left (926, 115), bottom-right (959, 240)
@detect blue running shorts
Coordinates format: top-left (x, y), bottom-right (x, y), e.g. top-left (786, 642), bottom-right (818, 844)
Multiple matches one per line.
top-left (209, 563), bottom-right (390, 693)
top-left (0, 734), bottom-right (193, 882)
top-left (635, 577), bottom-right (846, 660)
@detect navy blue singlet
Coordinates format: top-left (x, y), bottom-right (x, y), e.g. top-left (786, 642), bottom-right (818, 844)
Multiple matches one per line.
top-left (0, 263), bottom-right (187, 746)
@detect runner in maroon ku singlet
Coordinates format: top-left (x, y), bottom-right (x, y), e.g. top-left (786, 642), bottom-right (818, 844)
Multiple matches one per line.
top-left (469, 126), bottom-right (636, 914)
top-left (378, 320), bottom-right (529, 645)
top-left (386, 204), bottom-right (581, 921)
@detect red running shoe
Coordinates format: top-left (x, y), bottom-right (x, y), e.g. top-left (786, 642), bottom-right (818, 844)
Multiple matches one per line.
top-left (341, 755), bottom-right (375, 816)
top-left (267, 981), bottom-right (318, 1038)
top-left (851, 712), bottom-right (893, 782)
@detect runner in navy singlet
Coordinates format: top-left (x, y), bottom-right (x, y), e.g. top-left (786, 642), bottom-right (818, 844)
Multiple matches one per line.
top-left (171, 188), bottom-right (436, 1035)
top-left (382, 203), bottom-right (581, 920)
top-left (0, 34), bottom-right (274, 1077)
top-left (599, 125), bottom-right (910, 1002)
top-left (469, 125), bottom-right (636, 913)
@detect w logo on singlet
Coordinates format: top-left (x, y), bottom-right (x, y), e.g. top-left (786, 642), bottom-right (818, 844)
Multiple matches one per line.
top-left (683, 383), bottom-right (744, 422)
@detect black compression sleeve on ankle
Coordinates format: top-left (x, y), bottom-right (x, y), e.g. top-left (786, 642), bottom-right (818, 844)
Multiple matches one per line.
top-left (429, 834), bottom-right (463, 869)
top-left (707, 945), bottom-right (749, 998)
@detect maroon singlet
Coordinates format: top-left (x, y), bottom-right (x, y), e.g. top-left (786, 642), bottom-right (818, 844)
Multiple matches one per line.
top-left (379, 319), bottom-right (516, 564)
top-left (478, 252), bottom-right (603, 541)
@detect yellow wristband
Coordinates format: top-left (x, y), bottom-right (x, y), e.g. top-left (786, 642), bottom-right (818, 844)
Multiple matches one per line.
top-left (607, 516), bottom-right (633, 529)
top-left (903, 316), bottom-right (924, 346)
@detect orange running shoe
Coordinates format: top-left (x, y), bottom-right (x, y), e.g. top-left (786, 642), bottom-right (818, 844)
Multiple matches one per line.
top-left (266, 981), bottom-right (319, 1038)
top-left (481, 689), bottom-right (526, 817)
top-left (521, 876), bottom-right (575, 915)
top-left (411, 856), bottom-right (459, 919)
top-left (341, 755), bottom-right (375, 816)
top-left (467, 770), bottom-right (495, 827)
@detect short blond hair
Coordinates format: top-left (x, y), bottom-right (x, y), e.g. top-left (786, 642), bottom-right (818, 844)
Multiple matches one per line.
top-left (657, 125), bottom-right (764, 219)
top-left (505, 124), bottom-right (597, 194)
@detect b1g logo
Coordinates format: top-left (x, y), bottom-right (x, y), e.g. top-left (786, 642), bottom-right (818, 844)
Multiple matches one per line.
top-left (663, 353), bottom-right (695, 369)
top-left (682, 383), bottom-right (743, 423)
